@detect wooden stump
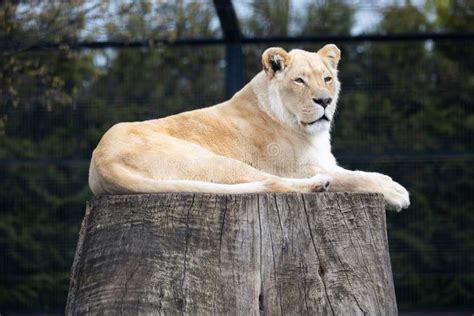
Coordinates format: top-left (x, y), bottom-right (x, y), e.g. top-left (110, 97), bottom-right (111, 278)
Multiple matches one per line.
top-left (66, 192), bottom-right (397, 315)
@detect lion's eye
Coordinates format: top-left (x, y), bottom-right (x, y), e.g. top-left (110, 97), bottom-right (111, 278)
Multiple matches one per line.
top-left (324, 76), bottom-right (332, 83)
top-left (294, 78), bottom-right (305, 85)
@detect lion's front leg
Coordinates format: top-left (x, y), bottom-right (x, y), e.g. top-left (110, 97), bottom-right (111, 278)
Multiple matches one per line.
top-left (326, 167), bottom-right (410, 211)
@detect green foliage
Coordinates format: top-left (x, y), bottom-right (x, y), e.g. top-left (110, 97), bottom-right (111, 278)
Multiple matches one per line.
top-left (0, 0), bottom-right (473, 312)
top-left (0, 165), bottom-right (89, 311)
top-left (245, 0), bottom-right (290, 36)
top-left (302, 0), bottom-right (354, 35)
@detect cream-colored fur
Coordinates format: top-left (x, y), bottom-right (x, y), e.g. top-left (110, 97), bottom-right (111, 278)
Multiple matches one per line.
top-left (89, 44), bottom-right (410, 211)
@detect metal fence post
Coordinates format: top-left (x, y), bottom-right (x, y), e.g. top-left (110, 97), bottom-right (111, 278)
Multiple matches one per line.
top-left (225, 43), bottom-right (244, 99)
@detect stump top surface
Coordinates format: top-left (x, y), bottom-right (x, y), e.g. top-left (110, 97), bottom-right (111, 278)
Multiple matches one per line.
top-left (89, 191), bottom-right (383, 205)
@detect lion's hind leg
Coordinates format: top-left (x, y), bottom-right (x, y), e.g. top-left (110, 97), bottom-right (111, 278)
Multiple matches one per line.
top-left (91, 132), bottom-right (331, 195)
top-left (96, 163), bottom-right (331, 195)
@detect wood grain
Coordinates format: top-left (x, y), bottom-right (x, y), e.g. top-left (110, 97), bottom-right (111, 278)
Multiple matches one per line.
top-left (66, 192), bottom-right (397, 315)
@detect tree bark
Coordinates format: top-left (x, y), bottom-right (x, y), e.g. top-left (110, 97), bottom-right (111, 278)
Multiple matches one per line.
top-left (66, 192), bottom-right (397, 315)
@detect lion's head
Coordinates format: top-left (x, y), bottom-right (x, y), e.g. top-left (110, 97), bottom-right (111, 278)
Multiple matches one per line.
top-left (260, 44), bottom-right (341, 135)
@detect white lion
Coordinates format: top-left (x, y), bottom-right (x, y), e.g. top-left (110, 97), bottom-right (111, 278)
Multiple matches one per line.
top-left (89, 44), bottom-right (410, 211)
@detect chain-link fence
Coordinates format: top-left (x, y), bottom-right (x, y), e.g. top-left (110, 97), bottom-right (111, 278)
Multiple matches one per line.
top-left (1, 39), bottom-right (473, 313)
top-left (1, 0), bottom-right (473, 313)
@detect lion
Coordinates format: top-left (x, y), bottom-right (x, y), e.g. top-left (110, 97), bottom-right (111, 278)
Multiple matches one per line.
top-left (89, 44), bottom-right (410, 211)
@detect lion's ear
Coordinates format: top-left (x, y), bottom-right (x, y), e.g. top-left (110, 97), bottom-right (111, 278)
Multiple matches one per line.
top-left (262, 47), bottom-right (291, 78)
top-left (318, 44), bottom-right (341, 69)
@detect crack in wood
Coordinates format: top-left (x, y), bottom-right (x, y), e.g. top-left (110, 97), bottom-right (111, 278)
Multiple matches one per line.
top-left (335, 198), bottom-right (368, 316)
top-left (256, 194), bottom-right (264, 315)
top-left (301, 194), bottom-right (336, 316)
top-left (119, 199), bottom-right (148, 316)
top-left (213, 195), bottom-right (224, 315)
top-left (218, 195), bottom-right (228, 268)
top-left (273, 194), bottom-right (285, 243)
top-left (358, 196), bottom-right (384, 313)
top-left (266, 194), bottom-right (285, 316)
top-left (179, 194), bottom-right (195, 315)
top-left (300, 259), bottom-right (311, 316)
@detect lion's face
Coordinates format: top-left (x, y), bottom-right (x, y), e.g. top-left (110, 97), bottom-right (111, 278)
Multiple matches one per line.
top-left (262, 44), bottom-right (341, 134)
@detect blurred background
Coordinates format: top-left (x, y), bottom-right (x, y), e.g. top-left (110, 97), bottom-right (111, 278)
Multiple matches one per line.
top-left (0, 0), bottom-right (473, 314)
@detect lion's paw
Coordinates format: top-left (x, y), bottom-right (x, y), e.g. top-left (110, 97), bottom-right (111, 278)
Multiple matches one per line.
top-left (373, 174), bottom-right (410, 211)
top-left (289, 174), bottom-right (332, 192)
top-left (308, 174), bottom-right (332, 192)
top-left (264, 174), bottom-right (332, 193)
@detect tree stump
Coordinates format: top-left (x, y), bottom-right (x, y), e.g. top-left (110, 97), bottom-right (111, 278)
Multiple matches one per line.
top-left (66, 192), bottom-right (397, 315)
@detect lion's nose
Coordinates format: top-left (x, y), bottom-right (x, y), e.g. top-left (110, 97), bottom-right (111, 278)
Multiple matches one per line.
top-left (313, 97), bottom-right (332, 108)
